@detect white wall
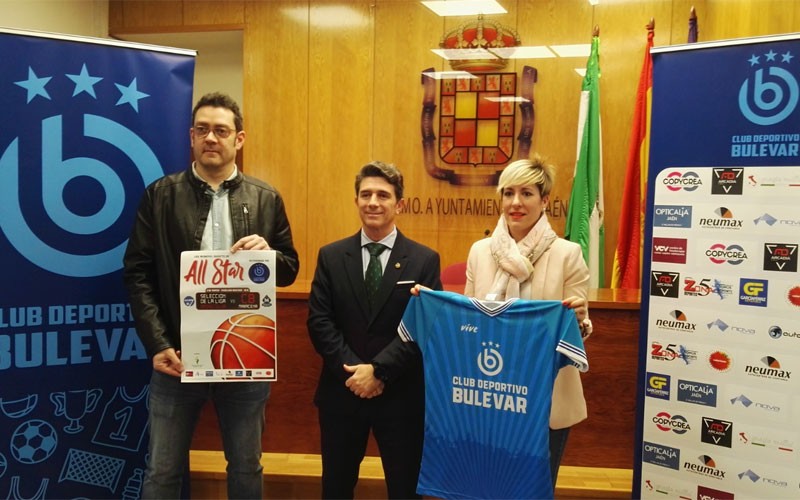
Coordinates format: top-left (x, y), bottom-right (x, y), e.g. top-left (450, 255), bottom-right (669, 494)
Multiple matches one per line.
top-left (0, 0), bottom-right (244, 109)
top-left (0, 0), bottom-right (108, 37)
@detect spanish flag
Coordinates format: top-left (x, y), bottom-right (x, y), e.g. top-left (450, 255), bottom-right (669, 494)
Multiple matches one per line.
top-left (610, 27), bottom-right (653, 289)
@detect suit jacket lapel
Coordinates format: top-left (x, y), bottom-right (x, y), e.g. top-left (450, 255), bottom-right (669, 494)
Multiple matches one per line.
top-left (368, 231), bottom-right (409, 323)
top-left (343, 234), bottom-right (371, 319)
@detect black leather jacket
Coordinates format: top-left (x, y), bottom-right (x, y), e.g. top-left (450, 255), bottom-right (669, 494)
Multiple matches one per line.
top-left (123, 167), bottom-right (299, 357)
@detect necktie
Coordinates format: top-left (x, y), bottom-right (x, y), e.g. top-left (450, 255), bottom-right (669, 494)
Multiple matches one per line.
top-left (364, 243), bottom-right (387, 301)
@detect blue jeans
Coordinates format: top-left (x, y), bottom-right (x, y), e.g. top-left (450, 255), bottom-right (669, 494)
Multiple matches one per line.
top-left (142, 371), bottom-right (271, 499)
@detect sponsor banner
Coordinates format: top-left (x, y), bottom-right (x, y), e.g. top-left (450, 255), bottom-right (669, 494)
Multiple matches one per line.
top-left (0, 29), bottom-right (194, 498)
top-left (636, 33), bottom-right (800, 498)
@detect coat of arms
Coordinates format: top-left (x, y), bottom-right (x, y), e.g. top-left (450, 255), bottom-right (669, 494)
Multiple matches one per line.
top-left (421, 16), bottom-right (537, 186)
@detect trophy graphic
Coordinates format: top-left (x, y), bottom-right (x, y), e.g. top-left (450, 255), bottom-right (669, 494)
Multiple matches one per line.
top-left (50, 389), bottom-right (103, 434)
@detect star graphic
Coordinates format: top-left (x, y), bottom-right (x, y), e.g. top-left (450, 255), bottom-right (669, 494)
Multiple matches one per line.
top-left (14, 67), bottom-right (52, 103)
top-left (115, 77), bottom-right (150, 112)
top-left (782, 51), bottom-right (794, 63)
top-left (747, 54), bottom-right (760, 66)
top-left (764, 50), bottom-right (777, 62)
top-left (66, 63), bottom-right (103, 98)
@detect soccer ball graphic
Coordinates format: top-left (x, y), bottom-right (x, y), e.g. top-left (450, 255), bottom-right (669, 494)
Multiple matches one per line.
top-left (210, 313), bottom-right (276, 370)
top-left (10, 420), bottom-right (57, 464)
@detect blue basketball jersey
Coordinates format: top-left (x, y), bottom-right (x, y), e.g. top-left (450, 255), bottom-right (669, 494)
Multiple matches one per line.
top-left (398, 289), bottom-right (588, 499)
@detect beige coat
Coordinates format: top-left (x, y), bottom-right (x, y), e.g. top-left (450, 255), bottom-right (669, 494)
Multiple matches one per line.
top-left (464, 236), bottom-right (590, 429)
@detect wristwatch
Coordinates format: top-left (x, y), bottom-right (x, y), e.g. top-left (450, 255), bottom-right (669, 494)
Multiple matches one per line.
top-left (372, 362), bottom-right (389, 383)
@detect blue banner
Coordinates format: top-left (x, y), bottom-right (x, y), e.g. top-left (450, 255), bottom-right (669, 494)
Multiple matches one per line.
top-left (635, 34), bottom-right (800, 499)
top-left (0, 29), bottom-right (194, 498)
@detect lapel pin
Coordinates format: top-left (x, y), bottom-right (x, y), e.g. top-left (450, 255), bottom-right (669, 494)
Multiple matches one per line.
top-left (394, 263), bottom-right (401, 269)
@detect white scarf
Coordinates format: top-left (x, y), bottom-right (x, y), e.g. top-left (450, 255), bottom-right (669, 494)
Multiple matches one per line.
top-left (487, 213), bottom-right (557, 300)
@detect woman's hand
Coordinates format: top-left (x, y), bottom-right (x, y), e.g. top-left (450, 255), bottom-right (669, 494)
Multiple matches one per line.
top-left (562, 296), bottom-right (593, 339)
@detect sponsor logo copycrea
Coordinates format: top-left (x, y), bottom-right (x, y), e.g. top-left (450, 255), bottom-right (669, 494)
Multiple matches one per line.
top-left (663, 170), bottom-right (702, 191)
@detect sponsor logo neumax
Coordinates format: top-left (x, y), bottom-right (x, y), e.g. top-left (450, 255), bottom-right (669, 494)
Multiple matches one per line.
top-left (699, 207), bottom-right (743, 229)
top-left (744, 356), bottom-right (791, 382)
top-left (655, 310), bottom-right (696, 332)
top-left (684, 455), bottom-right (725, 479)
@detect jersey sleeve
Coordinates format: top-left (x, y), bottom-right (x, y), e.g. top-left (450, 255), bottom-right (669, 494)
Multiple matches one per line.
top-left (398, 294), bottom-right (421, 343)
top-left (554, 306), bottom-right (589, 372)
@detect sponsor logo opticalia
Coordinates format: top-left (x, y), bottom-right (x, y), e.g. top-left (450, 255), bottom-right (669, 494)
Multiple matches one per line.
top-left (745, 356), bottom-right (791, 382)
top-left (706, 243), bottom-right (748, 264)
top-left (663, 171), bottom-right (702, 191)
top-left (698, 207), bottom-right (743, 229)
top-left (653, 411), bottom-right (691, 434)
top-left (678, 379), bottom-right (717, 407)
top-left (684, 454), bottom-right (725, 479)
top-left (642, 441), bottom-right (680, 470)
top-left (655, 310), bottom-right (696, 332)
top-left (653, 205), bottom-right (692, 228)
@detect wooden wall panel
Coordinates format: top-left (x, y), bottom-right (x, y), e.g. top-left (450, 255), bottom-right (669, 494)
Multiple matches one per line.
top-left (371, 1), bottom-right (445, 255)
top-left (706, 0), bottom-right (799, 40)
top-left (304, 2), bottom-right (376, 259)
top-left (183, 0), bottom-right (244, 26)
top-left (243, 0), bottom-right (311, 291)
top-left (109, 0), bottom-right (800, 286)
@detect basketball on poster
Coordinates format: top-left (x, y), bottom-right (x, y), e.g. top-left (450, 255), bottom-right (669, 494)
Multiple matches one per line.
top-left (179, 250), bottom-right (277, 382)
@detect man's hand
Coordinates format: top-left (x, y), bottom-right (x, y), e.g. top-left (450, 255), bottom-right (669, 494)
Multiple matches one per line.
top-left (343, 363), bottom-right (384, 399)
top-left (153, 348), bottom-right (184, 377)
top-left (231, 234), bottom-right (271, 253)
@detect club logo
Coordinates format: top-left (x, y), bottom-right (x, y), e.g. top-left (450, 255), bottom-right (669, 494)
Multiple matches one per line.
top-left (738, 50), bottom-right (799, 126)
top-left (477, 341), bottom-right (503, 376)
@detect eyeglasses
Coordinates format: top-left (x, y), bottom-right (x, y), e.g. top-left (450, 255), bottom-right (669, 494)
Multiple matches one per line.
top-left (193, 125), bottom-right (235, 139)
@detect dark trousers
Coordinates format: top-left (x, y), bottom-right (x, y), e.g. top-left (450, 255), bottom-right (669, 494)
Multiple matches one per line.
top-left (549, 427), bottom-right (571, 487)
top-left (318, 408), bottom-right (423, 499)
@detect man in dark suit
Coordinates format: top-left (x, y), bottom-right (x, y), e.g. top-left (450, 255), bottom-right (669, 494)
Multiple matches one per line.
top-left (307, 161), bottom-right (442, 499)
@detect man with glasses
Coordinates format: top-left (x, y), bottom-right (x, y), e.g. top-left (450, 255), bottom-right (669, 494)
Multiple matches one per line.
top-left (123, 92), bottom-right (299, 499)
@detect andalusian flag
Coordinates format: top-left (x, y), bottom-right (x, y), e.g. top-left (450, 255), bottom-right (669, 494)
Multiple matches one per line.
top-left (611, 30), bottom-right (654, 289)
top-left (565, 35), bottom-right (604, 288)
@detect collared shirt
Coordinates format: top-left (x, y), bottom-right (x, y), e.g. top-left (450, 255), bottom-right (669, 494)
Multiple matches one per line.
top-left (360, 227), bottom-right (397, 278)
top-left (193, 163), bottom-right (238, 251)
